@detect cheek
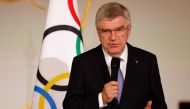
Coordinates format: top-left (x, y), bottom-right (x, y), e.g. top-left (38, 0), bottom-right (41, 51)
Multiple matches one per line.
top-left (120, 36), bottom-right (128, 44)
top-left (101, 39), bottom-right (109, 48)
top-left (99, 37), bottom-right (108, 44)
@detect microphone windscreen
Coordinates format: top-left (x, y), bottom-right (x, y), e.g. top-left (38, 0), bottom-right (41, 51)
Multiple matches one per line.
top-left (111, 57), bottom-right (120, 81)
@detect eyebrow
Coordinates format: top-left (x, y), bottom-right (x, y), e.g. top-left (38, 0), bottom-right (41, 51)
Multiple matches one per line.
top-left (99, 25), bottom-right (127, 30)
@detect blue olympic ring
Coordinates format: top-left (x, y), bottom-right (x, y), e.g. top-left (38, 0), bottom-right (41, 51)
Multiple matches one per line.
top-left (34, 86), bottom-right (57, 109)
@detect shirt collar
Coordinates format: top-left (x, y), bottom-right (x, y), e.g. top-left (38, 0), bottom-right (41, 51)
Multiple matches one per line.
top-left (120, 45), bottom-right (128, 62)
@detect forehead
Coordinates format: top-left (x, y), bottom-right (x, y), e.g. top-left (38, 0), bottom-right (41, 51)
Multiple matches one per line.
top-left (98, 16), bottom-right (129, 29)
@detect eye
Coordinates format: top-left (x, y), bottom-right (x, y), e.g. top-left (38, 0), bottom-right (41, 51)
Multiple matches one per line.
top-left (116, 27), bottom-right (125, 32)
top-left (101, 29), bottom-right (110, 33)
top-left (116, 28), bottom-right (123, 32)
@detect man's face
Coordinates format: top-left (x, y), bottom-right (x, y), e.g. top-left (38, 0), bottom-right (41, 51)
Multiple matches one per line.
top-left (97, 16), bottom-right (131, 57)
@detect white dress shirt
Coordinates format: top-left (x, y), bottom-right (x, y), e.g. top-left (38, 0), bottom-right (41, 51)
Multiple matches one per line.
top-left (98, 45), bottom-right (128, 108)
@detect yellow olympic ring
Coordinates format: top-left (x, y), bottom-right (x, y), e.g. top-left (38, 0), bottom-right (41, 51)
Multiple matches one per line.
top-left (39, 72), bottom-right (70, 109)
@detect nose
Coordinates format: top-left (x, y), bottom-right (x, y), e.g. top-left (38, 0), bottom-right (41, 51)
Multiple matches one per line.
top-left (110, 30), bottom-right (117, 40)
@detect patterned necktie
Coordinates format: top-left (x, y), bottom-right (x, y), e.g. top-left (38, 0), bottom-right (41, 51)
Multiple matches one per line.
top-left (117, 68), bottom-right (124, 103)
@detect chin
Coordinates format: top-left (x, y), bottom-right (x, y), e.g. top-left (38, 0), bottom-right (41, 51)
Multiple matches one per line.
top-left (109, 49), bottom-right (121, 54)
top-left (108, 51), bottom-right (121, 57)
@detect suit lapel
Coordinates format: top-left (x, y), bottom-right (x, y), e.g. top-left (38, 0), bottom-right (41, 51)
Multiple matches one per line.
top-left (120, 43), bottom-right (139, 106)
top-left (93, 45), bottom-right (110, 87)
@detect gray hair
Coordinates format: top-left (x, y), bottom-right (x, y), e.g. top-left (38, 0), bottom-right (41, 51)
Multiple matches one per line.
top-left (95, 2), bottom-right (131, 28)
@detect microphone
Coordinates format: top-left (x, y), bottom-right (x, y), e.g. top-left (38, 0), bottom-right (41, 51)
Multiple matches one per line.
top-left (109, 57), bottom-right (120, 106)
top-left (111, 57), bottom-right (120, 81)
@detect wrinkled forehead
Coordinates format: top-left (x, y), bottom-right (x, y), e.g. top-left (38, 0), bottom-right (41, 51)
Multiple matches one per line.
top-left (97, 16), bottom-right (129, 29)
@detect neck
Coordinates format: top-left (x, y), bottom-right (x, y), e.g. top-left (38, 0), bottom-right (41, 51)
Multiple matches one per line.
top-left (109, 53), bottom-right (121, 58)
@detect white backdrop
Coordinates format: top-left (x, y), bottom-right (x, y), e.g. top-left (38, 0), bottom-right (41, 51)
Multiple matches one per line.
top-left (0, 0), bottom-right (190, 109)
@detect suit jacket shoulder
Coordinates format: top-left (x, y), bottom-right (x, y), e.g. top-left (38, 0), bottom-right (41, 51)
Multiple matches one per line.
top-left (75, 44), bottom-right (103, 60)
top-left (127, 43), bottom-right (156, 59)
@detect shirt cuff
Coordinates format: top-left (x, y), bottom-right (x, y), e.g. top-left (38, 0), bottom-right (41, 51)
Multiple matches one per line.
top-left (98, 92), bottom-right (107, 108)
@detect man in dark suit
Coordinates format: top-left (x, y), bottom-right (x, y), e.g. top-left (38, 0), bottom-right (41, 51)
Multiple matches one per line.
top-left (63, 2), bottom-right (167, 109)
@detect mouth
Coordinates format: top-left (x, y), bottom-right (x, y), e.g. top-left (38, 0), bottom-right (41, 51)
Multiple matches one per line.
top-left (109, 43), bottom-right (118, 48)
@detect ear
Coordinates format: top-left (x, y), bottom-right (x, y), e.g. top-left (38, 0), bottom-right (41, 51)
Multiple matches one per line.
top-left (127, 24), bottom-right (132, 36)
top-left (96, 27), bottom-right (99, 32)
top-left (96, 28), bottom-right (102, 42)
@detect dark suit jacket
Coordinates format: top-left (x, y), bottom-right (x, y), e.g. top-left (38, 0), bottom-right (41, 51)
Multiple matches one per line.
top-left (63, 43), bottom-right (167, 109)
